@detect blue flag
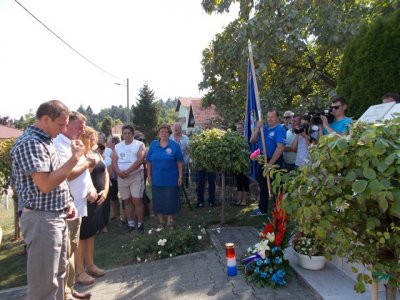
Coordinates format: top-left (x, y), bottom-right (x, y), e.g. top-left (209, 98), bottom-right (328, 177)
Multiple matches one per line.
top-left (244, 59), bottom-right (259, 181)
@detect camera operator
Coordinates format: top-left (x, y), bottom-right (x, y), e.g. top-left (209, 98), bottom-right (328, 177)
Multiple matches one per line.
top-left (321, 96), bottom-right (352, 135)
top-left (292, 115), bottom-right (312, 168)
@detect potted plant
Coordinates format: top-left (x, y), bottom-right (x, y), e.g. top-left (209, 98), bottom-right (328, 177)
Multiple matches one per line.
top-left (292, 233), bottom-right (326, 271)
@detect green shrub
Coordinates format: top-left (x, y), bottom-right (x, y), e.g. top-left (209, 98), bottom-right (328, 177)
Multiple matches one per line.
top-left (281, 117), bottom-right (400, 292)
top-left (337, 10), bottom-right (400, 118)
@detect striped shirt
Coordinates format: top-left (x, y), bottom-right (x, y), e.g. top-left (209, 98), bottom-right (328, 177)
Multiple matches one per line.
top-left (11, 125), bottom-right (72, 211)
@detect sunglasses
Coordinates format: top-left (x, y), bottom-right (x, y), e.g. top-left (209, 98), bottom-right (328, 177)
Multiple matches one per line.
top-left (137, 138), bottom-right (144, 141)
top-left (330, 105), bottom-right (342, 110)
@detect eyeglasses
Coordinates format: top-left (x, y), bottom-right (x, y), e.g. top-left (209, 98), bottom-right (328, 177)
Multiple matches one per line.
top-left (284, 116), bottom-right (292, 119)
top-left (330, 105), bottom-right (342, 110)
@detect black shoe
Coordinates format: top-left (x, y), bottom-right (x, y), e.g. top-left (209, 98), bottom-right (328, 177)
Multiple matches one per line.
top-left (196, 203), bottom-right (204, 208)
top-left (137, 224), bottom-right (144, 234)
top-left (127, 225), bottom-right (136, 233)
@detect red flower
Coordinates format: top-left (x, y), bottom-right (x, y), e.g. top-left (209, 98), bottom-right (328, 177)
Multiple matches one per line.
top-left (275, 232), bottom-right (284, 246)
top-left (263, 223), bottom-right (274, 235)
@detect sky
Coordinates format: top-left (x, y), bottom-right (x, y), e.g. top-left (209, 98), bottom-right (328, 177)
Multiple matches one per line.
top-left (0, 0), bottom-right (238, 119)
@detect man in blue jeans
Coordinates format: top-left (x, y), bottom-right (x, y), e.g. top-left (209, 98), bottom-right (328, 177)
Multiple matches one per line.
top-left (196, 119), bottom-right (217, 208)
top-left (249, 109), bottom-right (286, 216)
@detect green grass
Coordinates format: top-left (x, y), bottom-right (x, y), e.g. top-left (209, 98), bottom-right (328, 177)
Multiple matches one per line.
top-left (0, 187), bottom-right (265, 290)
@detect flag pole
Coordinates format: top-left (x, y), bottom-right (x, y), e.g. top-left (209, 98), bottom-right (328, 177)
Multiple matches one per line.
top-left (248, 40), bottom-right (272, 199)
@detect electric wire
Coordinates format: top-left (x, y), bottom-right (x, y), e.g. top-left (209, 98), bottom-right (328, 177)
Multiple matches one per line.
top-left (14, 0), bottom-right (121, 80)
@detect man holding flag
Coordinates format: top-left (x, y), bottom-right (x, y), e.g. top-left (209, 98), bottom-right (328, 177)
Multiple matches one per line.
top-left (249, 111), bottom-right (286, 216)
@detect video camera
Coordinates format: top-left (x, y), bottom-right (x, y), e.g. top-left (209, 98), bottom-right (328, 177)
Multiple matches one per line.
top-left (308, 109), bottom-right (334, 125)
top-left (294, 124), bottom-right (309, 134)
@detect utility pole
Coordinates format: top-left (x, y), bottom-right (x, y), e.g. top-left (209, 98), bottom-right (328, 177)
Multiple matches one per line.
top-left (126, 78), bottom-right (130, 125)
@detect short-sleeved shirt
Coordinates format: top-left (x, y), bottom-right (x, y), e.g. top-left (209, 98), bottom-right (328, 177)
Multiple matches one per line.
top-left (11, 125), bottom-right (72, 211)
top-left (169, 134), bottom-right (189, 164)
top-left (146, 139), bottom-right (183, 186)
top-left (258, 124), bottom-right (286, 159)
top-left (323, 117), bottom-right (352, 135)
top-left (283, 129), bottom-right (296, 164)
top-left (114, 140), bottom-right (144, 175)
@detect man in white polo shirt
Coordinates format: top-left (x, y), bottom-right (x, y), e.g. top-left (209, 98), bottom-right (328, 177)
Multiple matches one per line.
top-left (112, 124), bottom-right (146, 234)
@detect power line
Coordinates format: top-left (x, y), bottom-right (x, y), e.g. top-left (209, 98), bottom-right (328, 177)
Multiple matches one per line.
top-left (15, 0), bottom-right (120, 80)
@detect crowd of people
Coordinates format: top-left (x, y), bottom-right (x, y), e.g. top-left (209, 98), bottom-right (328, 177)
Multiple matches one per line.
top-left (10, 93), bottom-right (399, 299)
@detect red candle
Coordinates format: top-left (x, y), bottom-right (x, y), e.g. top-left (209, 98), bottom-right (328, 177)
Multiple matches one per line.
top-left (225, 243), bottom-right (236, 258)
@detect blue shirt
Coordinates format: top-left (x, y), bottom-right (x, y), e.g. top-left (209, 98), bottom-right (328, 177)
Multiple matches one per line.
top-left (258, 124), bottom-right (286, 159)
top-left (146, 139), bottom-right (184, 186)
top-left (323, 117), bottom-right (352, 135)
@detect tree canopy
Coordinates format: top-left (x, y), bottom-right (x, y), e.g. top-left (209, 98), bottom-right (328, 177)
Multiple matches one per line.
top-left (337, 9), bottom-right (400, 118)
top-left (199, 0), bottom-right (399, 126)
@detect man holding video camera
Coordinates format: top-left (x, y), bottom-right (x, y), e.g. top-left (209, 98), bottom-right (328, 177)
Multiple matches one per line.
top-left (321, 96), bottom-right (352, 135)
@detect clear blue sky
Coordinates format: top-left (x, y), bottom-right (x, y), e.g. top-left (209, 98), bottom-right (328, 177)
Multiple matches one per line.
top-left (1, 0), bottom-right (238, 119)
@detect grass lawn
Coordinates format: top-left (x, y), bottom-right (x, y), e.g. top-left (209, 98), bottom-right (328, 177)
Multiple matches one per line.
top-left (0, 185), bottom-right (265, 290)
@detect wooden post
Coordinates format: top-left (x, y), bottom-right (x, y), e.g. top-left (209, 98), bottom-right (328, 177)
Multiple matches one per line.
top-left (371, 277), bottom-right (378, 300)
top-left (13, 193), bottom-right (20, 240)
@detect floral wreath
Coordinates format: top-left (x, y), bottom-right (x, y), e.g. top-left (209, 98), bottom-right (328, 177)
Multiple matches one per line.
top-left (240, 195), bottom-right (291, 288)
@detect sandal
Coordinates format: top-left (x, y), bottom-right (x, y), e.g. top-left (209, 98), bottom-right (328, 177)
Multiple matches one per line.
top-left (76, 271), bottom-right (95, 285)
top-left (87, 265), bottom-right (105, 278)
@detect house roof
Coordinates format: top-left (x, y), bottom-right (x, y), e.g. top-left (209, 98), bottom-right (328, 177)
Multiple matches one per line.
top-left (175, 97), bottom-right (200, 112)
top-left (190, 99), bottom-right (218, 127)
top-left (0, 124), bottom-right (23, 139)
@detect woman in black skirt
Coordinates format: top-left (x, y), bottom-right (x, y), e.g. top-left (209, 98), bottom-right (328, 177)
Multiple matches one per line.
top-left (75, 127), bottom-right (109, 284)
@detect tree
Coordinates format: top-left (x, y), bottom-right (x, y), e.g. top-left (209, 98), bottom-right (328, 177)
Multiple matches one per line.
top-left (189, 129), bottom-right (250, 225)
top-left (132, 83), bottom-right (159, 142)
top-left (199, 0), bottom-right (398, 125)
top-left (100, 116), bottom-right (113, 137)
top-left (337, 10), bottom-right (400, 118)
top-left (157, 98), bottom-right (178, 125)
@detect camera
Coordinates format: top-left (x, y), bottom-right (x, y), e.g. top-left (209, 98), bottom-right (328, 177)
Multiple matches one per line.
top-left (309, 109), bottom-right (334, 125)
top-left (294, 124), bottom-right (309, 134)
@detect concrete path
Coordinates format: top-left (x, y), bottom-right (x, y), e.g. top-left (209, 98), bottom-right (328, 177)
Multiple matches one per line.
top-left (0, 226), bottom-right (317, 300)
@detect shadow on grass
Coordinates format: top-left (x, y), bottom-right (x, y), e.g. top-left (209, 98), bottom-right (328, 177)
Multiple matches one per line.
top-left (1, 200), bottom-right (266, 290)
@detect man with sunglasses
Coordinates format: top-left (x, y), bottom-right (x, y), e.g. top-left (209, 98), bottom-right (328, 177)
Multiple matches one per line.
top-left (321, 96), bottom-right (352, 135)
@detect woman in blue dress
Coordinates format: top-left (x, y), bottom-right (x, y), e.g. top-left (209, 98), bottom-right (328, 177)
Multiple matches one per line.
top-left (146, 124), bottom-right (183, 227)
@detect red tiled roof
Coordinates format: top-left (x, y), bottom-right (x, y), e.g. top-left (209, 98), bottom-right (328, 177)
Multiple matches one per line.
top-left (176, 97), bottom-right (200, 112)
top-left (0, 124), bottom-right (23, 139)
top-left (190, 99), bottom-right (219, 126)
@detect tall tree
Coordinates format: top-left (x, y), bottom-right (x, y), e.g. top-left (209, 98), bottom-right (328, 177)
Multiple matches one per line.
top-left (132, 83), bottom-right (159, 142)
top-left (199, 0), bottom-right (398, 125)
top-left (100, 116), bottom-right (113, 137)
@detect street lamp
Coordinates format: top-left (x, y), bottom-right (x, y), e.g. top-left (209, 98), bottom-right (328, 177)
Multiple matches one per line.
top-left (115, 78), bottom-right (130, 125)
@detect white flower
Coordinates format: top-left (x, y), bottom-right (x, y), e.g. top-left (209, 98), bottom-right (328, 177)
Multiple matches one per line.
top-left (198, 235), bottom-right (202, 240)
top-left (158, 250), bottom-right (162, 255)
top-left (156, 228), bottom-right (162, 232)
top-left (217, 228), bottom-right (221, 234)
top-left (255, 240), bottom-right (270, 259)
top-left (198, 225), bottom-right (201, 228)
top-left (144, 259), bottom-right (148, 262)
top-left (201, 228), bottom-right (206, 234)
top-left (266, 232), bottom-right (275, 243)
top-left (137, 256), bottom-right (141, 262)
top-left (169, 253), bottom-right (173, 257)
top-left (148, 230), bottom-right (152, 234)
top-left (157, 238), bottom-right (167, 246)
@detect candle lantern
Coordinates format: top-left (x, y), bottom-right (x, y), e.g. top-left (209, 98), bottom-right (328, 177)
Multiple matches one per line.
top-left (225, 242), bottom-right (237, 276)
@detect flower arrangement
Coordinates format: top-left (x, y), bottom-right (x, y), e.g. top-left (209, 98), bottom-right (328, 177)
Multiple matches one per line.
top-left (240, 196), bottom-right (291, 288)
top-left (292, 233), bottom-right (324, 257)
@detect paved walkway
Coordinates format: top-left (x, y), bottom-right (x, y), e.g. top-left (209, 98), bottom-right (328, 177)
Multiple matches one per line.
top-left (0, 226), bottom-right (318, 300)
